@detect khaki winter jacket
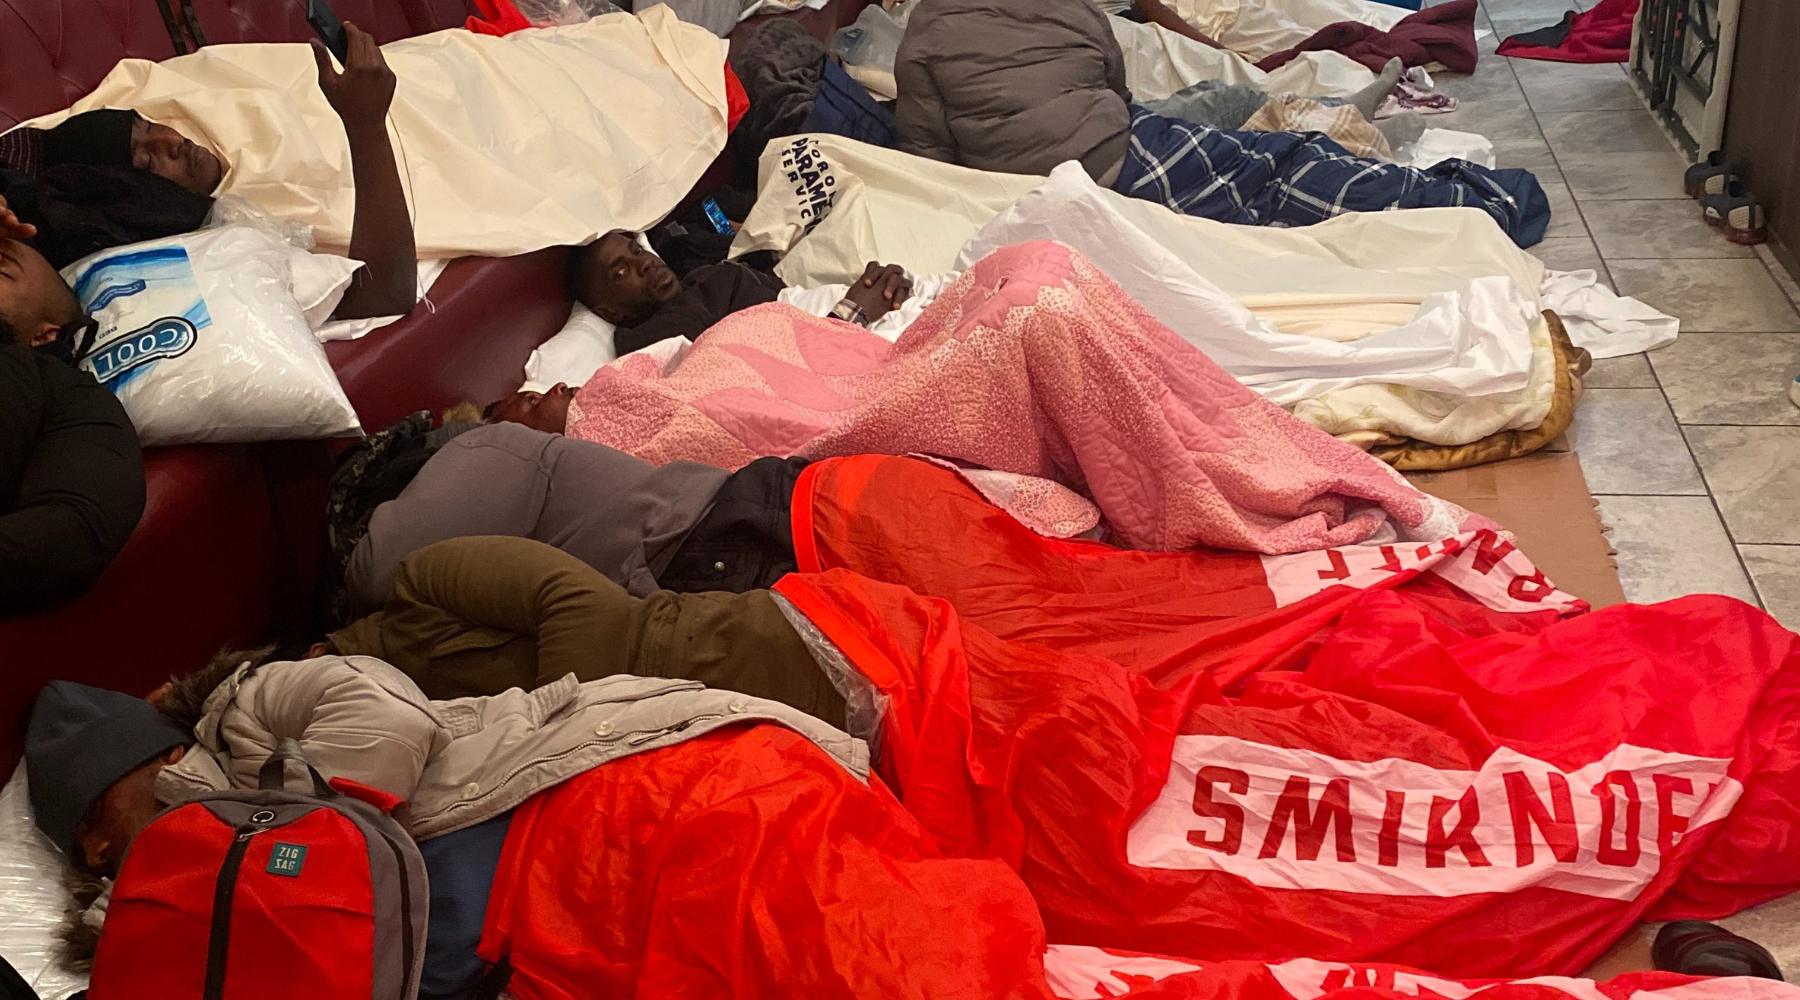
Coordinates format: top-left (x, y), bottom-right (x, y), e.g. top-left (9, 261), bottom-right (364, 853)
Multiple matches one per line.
top-left (155, 652), bottom-right (868, 841)
top-left (329, 535), bottom-right (847, 724)
top-left (895, 0), bottom-right (1132, 181)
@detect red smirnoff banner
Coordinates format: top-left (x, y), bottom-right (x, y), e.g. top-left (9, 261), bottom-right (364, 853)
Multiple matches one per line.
top-left (1259, 530), bottom-right (1586, 616)
top-left (1128, 736), bottom-right (1739, 900)
top-left (781, 455), bottom-right (1800, 980)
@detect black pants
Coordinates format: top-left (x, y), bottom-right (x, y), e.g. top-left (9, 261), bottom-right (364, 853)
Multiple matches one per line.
top-left (656, 457), bottom-right (809, 594)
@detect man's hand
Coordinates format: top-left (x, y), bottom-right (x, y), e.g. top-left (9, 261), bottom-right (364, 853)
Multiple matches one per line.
top-left (312, 23), bottom-right (397, 140)
top-left (0, 193), bottom-right (37, 242)
top-left (843, 262), bottom-right (913, 322)
top-left (320, 20), bottom-right (417, 320)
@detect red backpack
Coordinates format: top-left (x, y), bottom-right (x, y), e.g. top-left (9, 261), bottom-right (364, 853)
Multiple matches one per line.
top-left (88, 741), bottom-right (428, 1000)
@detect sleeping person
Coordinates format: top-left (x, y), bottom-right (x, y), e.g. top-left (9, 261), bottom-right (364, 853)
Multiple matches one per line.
top-left (894, 0), bottom-right (1548, 247)
top-left (23, 646), bottom-right (945, 998)
top-left (32, 470), bottom-right (1800, 995)
top-left (335, 419), bottom-right (810, 613)
top-left (0, 24), bottom-right (416, 320)
top-left (327, 534), bottom-right (847, 719)
top-left (30, 663), bottom-right (1794, 999)
top-left (488, 240), bottom-right (1474, 555)
top-left (573, 230), bottom-right (941, 355)
top-left (0, 198), bottom-right (143, 614)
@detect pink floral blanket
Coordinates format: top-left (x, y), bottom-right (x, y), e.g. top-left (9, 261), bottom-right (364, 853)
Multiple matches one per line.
top-left (567, 241), bottom-right (1482, 552)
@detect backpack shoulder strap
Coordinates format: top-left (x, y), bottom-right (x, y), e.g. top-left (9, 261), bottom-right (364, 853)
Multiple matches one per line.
top-left (258, 738), bottom-right (338, 799)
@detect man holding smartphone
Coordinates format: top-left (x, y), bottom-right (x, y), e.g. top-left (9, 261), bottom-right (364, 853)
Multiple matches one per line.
top-left (0, 21), bottom-right (418, 323)
top-left (308, 22), bottom-right (419, 320)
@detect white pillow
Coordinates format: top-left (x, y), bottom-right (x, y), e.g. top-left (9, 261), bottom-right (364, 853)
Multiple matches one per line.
top-left (313, 259), bottom-right (452, 344)
top-left (0, 767), bottom-right (87, 999)
top-left (63, 227), bottom-right (364, 446)
top-left (522, 236), bottom-right (681, 391)
top-left (523, 303), bottom-right (619, 391)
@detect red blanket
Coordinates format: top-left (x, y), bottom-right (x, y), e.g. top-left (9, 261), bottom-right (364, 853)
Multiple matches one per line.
top-left (474, 722), bottom-right (1794, 999)
top-left (775, 455), bottom-right (1800, 978)
top-left (1498, 0), bottom-right (1640, 64)
top-left (1257, 0), bottom-right (1480, 73)
top-left (479, 726), bottom-right (1053, 999)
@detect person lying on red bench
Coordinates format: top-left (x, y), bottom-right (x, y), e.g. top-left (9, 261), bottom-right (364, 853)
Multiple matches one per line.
top-left (0, 23), bottom-right (415, 320)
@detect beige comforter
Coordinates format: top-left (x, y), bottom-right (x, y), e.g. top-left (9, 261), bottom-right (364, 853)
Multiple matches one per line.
top-left (1172, 0), bottom-right (1411, 59)
top-left (16, 7), bottom-right (729, 258)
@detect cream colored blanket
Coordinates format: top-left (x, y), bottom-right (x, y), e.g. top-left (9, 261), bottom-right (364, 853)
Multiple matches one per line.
top-left (16, 7), bottom-right (728, 259)
top-left (1110, 17), bottom-right (1377, 102)
top-left (1172, 0), bottom-right (1411, 60)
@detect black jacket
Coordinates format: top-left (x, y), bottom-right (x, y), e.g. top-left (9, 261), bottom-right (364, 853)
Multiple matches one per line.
top-left (0, 345), bottom-right (145, 616)
top-left (613, 262), bottom-right (787, 356)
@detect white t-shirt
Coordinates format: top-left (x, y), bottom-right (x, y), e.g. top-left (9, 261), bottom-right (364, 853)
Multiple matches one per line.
top-left (1094, 0), bottom-right (1134, 13)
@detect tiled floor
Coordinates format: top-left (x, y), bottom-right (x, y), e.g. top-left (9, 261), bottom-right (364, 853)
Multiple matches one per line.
top-left (1449, 0), bottom-right (1800, 974)
top-left (1454, 0), bottom-right (1800, 629)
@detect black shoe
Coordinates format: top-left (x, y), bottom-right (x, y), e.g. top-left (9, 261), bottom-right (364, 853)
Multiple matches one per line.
top-left (1653, 920), bottom-right (1784, 980)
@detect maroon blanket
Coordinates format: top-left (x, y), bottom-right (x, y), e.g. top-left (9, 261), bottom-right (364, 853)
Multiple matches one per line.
top-left (1256, 0), bottom-right (1479, 74)
top-left (1498, 0), bottom-right (1638, 64)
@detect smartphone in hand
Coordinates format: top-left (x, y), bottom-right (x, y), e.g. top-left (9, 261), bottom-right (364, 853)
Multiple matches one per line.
top-left (307, 0), bottom-right (349, 64)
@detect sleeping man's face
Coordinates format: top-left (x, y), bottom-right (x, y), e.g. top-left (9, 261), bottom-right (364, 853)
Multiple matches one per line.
top-left (0, 238), bottom-right (82, 349)
top-left (130, 117), bottom-right (225, 197)
top-left (487, 382), bottom-right (575, 435)
top-left (72, 747), bottom-right (186, 876)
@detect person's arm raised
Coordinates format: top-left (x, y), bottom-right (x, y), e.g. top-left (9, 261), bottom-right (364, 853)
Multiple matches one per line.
top-left (317, 24), bottom-right (419, 321)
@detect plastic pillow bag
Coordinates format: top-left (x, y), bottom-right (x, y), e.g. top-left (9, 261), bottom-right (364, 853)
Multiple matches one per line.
top-left (61, 226), bottom-right (364, 446)
top-left (831, 3), bottom-right (907, 73)
top-left (511, 0), bottom-right (620, 25)
top-left (205, 194), bottom-right (315, 252)
top-left (206, 194), bottom-right (383, 331)
top-left (0, 767), bottom-right (89, 1000)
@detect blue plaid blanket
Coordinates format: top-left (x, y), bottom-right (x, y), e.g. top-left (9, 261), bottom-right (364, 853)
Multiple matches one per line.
top-left (1114, 107), bottom-right (1550, 248)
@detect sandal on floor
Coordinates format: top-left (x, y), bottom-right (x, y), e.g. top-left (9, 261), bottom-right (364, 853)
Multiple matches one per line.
top-left (1700, 180), bottom-right (1769, 245)
top-left (1684, 150), bottom-right (1733, 199)
top-left (1653, 921), bottom-right (1784, 980)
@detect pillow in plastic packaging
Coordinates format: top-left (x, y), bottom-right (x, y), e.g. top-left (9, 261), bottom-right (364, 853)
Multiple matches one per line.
top-left (62, 226), bottom-right (364, 446)
top-left (0, 767), bottom-right (87, 1000)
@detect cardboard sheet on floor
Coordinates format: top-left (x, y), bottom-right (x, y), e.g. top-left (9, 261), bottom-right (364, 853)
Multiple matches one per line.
top-left (1406, 450), bottom-right (1625, 608)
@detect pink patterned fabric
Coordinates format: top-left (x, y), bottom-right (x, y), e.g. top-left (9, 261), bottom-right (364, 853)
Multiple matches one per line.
top-left (568, 241), bottom-right (1482, 553)
top-left (945, 466), bottom-right (1102, 540)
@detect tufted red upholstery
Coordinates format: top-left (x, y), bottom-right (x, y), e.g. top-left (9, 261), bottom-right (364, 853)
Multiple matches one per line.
top-left (0, 0), bottom-right (478, 133)
top-left (0, 447), bottom-right (281, 774)
top-left (0, 0), bottom-right (179, 129)
top-left (184, 0), bottom-right (466, 48)
top-left (327, 247), bottom-right (574, 430)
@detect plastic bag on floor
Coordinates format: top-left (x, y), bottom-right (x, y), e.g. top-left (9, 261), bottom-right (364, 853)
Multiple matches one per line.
top-left (511, 0), bottom-right (619, 24)
top-left (832, 4), bottom-right (908, 74)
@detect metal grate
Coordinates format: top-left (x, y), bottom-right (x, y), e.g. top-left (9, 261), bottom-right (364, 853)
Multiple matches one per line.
top-left (1633, 0), bottom-right (1728, 154)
